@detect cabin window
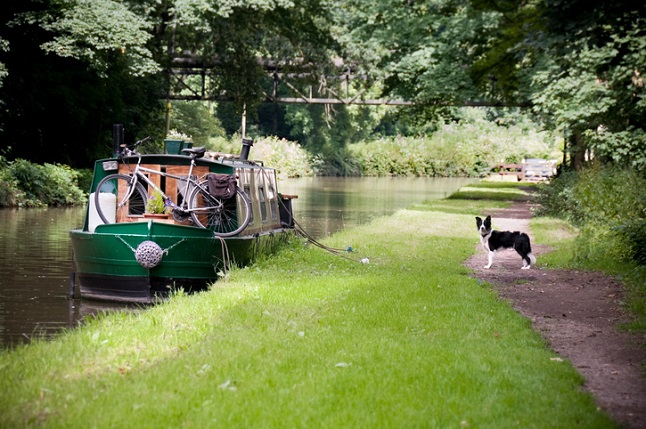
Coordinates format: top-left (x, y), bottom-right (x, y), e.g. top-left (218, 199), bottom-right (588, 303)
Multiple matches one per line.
top-left (175, 175), bottom-right (197, 206)
top-left (244, 184), bottom-right (254, 224)
top-left (255, 169), bottom-right (269, 223)
top-left (266, 172), bottom-right (279, 221)
top-left (258, 186), bottom-right (268, 223)
top-left (236, 168), bottom-right (254, 226)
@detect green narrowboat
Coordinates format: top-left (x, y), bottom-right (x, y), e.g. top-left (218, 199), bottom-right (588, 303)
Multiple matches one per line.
top-left (70, 135), bottom-right (296, 303)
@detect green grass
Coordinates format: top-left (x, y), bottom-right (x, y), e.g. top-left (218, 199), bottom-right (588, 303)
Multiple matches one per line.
top-left (530, 217), bottom-right (579, 269)
top-left (447, 182), bottom-right (536, 202)
top-left (0, 185), bottom-right (616, 428)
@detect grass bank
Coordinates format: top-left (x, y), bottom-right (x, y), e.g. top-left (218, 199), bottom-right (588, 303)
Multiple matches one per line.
top-left (0, 186), bottom-right (614, 428)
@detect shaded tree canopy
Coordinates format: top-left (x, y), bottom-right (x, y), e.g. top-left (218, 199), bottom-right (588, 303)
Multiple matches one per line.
top-left (0, 0), bottom-right (643, 171)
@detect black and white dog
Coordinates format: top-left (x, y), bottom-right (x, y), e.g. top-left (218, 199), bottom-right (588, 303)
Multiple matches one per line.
top-left (476, 215), bottom-right (536, 269)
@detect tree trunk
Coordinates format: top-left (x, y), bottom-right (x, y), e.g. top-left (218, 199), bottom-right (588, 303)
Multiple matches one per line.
top-left (569, 132), bottom-right (587, 170)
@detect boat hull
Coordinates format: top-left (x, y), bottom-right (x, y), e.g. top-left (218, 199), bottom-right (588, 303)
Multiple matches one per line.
top-left (71, 220), bottom-right (292, 303)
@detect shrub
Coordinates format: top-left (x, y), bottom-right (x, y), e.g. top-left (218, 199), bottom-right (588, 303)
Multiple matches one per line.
top-left (207, 135), bottom-right (316, 178)
top-left (348, 113), bottom-right (559, 177)
top-left (534, 171), bottom-right (581, 220)
top-left (41, 163), bottom-right (86, 205)
top-left (536, 166), bottom-right (646, 267)
top-left (1, 159), bottom-right (86, 207)
top-left (252, 136), bottom-right (315, 178)
top-left (0, 171), bottom-right (17, 207)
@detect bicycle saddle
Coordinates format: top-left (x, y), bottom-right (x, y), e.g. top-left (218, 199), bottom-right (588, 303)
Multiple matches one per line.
top-left (182, 147), bottom-right (206, 158)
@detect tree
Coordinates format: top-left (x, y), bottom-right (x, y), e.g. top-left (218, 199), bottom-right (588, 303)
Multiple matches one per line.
top-left (0, 0), bottom-right (340, 166)
top-left (0, 0), bottom-right (165, 165)
top-left (531, 1), bottom-right (646, 171)
top-left (469, 0), bottom-right (646, 171)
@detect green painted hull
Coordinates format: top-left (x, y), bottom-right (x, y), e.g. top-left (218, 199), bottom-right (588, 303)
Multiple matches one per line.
top-left (71, 220), bottom-right (292, 303)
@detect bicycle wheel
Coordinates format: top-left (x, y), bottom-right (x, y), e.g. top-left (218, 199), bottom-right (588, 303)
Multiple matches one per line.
top-left (188, 180), bottom-right (251, 236)
top-left (94, 174), bottom-right (147, 224)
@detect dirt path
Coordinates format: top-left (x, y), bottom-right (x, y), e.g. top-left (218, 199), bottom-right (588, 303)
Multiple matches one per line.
top-left (464, 201), bottom-right (646, 429)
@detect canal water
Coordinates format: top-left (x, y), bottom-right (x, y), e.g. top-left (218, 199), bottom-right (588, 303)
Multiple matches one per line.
top-left (0, 177), bottom-right (471, 348)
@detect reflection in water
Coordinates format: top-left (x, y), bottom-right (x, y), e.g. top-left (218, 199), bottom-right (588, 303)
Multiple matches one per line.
top-left (279, 177), bottom-right (472, 238)
top-left (0, 177), bottom-right (471, 348)
top-left (0, 207), bottom-right (82, 347)
top-left (0, 207), bottom-right (143, 348)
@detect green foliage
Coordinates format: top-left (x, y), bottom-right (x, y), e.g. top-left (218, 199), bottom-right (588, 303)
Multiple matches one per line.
top-left (349, 109), bottom-right (559, 177)
top-left (1, 0), bottom-right (642, 174)
top-left (38, 0), bottom-right (159, 77)
top-left (0, 159), bottom-right (86, 207)
top-left (250, 136), bottom-right (315, 178)
top-left (536, 166), bottom-right (646, 267)
top-left (336, 0), bottom-right (488, 105)
top-left (532, 166), bottom-right (646, 329)
top-left (0, 156), bottom-right (17, 206)
top-left (0, 36), bottom-right (7, 89)
top-left (75, 168), bottom-right (93, 193)
top-left (534, 171), bottom-right (582, 222)
top-left (529, 6), bottom-right (646, 171)
top-left (167, 101), bottom-right (225, 147)
top-left (145, 189), bottom-right (168, 214)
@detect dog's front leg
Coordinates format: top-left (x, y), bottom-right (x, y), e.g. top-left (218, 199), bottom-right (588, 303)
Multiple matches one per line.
top-left (484, 251), bottom-right (494, 269)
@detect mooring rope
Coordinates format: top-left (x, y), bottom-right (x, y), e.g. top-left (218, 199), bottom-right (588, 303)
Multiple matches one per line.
top-left (214, 234), bottom-right (232, 274)
top-left (116, 235), bottom-right (186, 256)
top-left (277, 197), bottom-right (367, 264)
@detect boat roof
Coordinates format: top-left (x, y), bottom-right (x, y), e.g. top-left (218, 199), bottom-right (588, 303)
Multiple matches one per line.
top-left (97, 152), bottom-right (278, 171)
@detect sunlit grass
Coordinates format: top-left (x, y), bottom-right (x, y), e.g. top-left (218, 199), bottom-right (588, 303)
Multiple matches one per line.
top-left (0, 186), bottom-right (616, 428)
top-left (448, 184), bottom-right (533, 201)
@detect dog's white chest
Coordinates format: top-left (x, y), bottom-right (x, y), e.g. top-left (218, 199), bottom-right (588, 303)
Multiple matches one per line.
top-left (480, 234), bottom-right (492, 252)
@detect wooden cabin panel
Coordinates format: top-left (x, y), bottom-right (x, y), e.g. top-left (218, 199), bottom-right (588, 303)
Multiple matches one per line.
top-left (118, 164), bottom-right (162, 191)
top-left (114, 164), bottom-right (209, 223)
top-left (116, 164), bottom-right (161, 222)
top-left (165, 165), bottom-right (208, 205)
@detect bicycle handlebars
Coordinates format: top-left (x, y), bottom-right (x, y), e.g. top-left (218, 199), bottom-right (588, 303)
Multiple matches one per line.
top-left (119, 136), bottom-right (151, 157)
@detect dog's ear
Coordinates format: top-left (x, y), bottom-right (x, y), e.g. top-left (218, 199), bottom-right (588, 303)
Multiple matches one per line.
top-left (476, 217), bottom-right (482, 227)
top-left (484, 216), bottom-right (491, 228)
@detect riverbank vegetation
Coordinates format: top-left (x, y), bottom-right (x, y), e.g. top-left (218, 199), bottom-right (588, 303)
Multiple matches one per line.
top-left (535, 167), bottom-right (646, 330)
top-left (202, 108), bottom-right (560, 178)
top-left (0, 185), bottom-right (616, 428)
top-left (0, 156), bottom-right (88, 207)
top-left (1, 1), bottom-right (642, 175)
top-left (0, 107), bottom-right (560, 207)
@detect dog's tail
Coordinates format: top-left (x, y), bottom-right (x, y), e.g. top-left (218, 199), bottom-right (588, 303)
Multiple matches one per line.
top-left (527, 253), bottom-right (536, 266)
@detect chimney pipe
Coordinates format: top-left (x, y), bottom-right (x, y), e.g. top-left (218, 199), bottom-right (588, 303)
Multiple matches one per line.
top-left (112, 124), bottom-right (124, 157)
top-left (240, 138), bottom-right (253, 161)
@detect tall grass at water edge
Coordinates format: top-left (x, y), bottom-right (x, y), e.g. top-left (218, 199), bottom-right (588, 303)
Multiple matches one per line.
top-left (0, 185), bottom-right (614, 428)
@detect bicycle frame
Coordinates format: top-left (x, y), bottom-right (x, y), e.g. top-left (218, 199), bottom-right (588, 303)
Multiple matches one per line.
top-left (121, 152), bottom-right (201, 213)
top-left (94, 139), bottom-right (252, 234)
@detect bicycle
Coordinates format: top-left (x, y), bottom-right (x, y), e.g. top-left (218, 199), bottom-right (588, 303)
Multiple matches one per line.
top-left (93, 137), bottom-right (252, 237)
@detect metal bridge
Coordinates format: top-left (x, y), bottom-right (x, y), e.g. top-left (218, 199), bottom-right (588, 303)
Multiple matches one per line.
top-left (165, 55), bottom-right (517, 107)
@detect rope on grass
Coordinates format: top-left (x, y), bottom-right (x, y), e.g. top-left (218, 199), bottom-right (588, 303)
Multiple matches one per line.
top-left (277, 197), bottom-right (368, 264)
